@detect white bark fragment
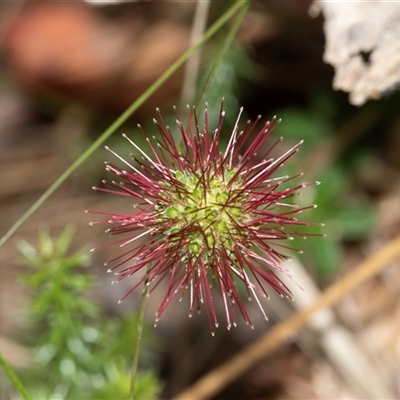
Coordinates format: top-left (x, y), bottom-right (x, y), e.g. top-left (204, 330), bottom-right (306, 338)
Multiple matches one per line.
top-left (315, 1), bottom-right (400, 106)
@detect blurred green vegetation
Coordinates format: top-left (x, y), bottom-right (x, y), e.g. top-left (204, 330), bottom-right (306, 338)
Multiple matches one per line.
top-left (275, 93), bottom-right (376, 279)
top-left (15, 227), bottom-right (160, 400)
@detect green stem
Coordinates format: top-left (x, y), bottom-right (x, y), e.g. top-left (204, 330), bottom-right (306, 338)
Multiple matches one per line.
top-left (129, 284), bottom-right (149, 400)
top-left (0, 351), bottom-right (31, 400)
top-left (0, 0), bottom-right (246, 249)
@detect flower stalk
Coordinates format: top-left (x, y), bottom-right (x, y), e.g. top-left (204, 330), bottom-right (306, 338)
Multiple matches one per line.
top-left (129, 273), bottom-right (149, 400)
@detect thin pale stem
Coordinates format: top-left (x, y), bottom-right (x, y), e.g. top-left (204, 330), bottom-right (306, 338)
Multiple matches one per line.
top-left (0, 351), bottom-right (31, 400)
top-left (129, 282), bottom-right (149, 400)
top-left (0, 0), bottom-right (246, 249)
top-left (180, 0), bottom-right (211, 108)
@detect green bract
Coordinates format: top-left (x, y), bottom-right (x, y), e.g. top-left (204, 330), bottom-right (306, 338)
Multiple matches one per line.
top-left (159, 169), bottom-right (248, 257)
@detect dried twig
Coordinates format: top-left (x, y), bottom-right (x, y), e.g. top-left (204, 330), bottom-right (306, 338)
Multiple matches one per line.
top-left (174, 233), bottom-right (400, 400)
top-left (285, 259), bottom-right (392, 398)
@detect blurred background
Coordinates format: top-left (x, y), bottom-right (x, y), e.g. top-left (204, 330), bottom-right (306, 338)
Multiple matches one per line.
top-left (1, 1), bottom-right (400, 399)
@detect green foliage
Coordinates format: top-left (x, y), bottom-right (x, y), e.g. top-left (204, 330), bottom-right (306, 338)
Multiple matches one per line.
top-left (16, 227), bottom-right (159, 400)
top-left (276, 96), bottom-right (376, 279)
top-left (276, 107), bottom-right (331, 144)
top-left (299, 166), bottom-right (375, 279)
top-left (197, 42), bottom-right (260, 129)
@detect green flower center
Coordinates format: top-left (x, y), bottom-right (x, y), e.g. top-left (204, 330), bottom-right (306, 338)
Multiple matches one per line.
top-left (158, 169), bottom-right (247, 257)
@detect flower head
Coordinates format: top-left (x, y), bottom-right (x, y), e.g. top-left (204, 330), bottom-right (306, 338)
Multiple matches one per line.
top-left (87, 101), bottom-right (321, 334)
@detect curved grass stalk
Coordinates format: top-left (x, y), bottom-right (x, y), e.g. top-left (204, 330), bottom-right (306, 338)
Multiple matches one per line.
top-left (0, 2), bottom-right (249, 397)
top-left (0, 0), bottom-right (247, 249)
top-left (0, 351), bottom-right (31, 400)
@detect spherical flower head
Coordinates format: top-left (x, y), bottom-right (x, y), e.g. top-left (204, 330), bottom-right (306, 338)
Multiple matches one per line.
top-left (87, 101), bottom-right (322, 334)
